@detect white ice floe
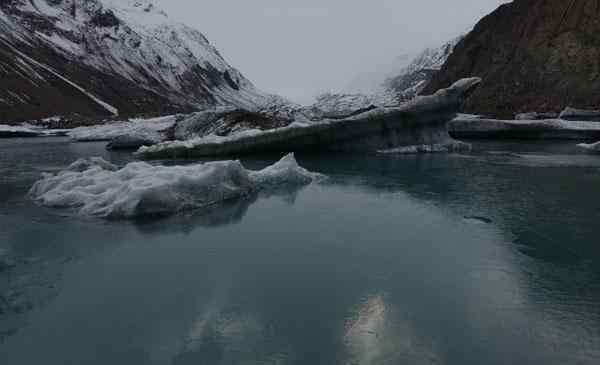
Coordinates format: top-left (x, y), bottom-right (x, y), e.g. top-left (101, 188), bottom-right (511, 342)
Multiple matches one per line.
top-left (29, 154), bottom-right (322, 218)
top-left (68, 115), bottom-right (177, 142)
top-left (383, 36), bottom-right (462, 99)
top-left (0, 123), bottom-right (69, 137)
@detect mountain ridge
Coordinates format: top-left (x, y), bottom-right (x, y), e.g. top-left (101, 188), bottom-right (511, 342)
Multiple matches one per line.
top-left (0, 0), bottom-right (269, 123)
top-left (423, 0), bottom-right (600, 117)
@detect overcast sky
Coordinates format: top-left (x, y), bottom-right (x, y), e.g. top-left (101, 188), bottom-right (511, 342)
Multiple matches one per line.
top-left (156, 0), bottom-right (506, 104)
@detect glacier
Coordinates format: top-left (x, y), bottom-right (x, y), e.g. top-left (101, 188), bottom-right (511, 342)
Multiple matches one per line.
top-left (29, 154), bottom-right (322, 219)
top-left (136, 78), bottom-right (481, 158)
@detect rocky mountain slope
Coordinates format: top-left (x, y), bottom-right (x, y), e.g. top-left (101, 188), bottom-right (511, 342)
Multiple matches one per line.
top-left (384, 37), bottom-right (461, 100)
top-left (423, 0), bottom-right (600, 118)
top-left (0, 0), bottom-right (269, 123)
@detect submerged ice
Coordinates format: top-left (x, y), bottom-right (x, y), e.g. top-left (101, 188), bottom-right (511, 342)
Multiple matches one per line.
top-left (29, 154), bottom-right (322, 219)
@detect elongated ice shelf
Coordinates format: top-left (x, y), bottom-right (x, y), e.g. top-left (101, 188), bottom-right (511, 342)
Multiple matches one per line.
top-left (29, 154), bottom-right (322, 219)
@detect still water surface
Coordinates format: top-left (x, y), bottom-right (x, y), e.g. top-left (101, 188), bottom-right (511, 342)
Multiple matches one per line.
top-left (1, 138), bottom-right (600, 365)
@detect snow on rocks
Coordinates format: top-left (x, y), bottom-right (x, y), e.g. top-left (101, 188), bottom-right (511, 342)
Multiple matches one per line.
top-left (68, 115), bottom-right (177, 143)
top-left (29, 154), bottom-right (322, 219)
top-left (383, 36), bottom-right (462, 99)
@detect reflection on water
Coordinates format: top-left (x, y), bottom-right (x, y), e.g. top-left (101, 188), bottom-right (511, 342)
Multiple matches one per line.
top-left (0, 138), bottom-right (600, 364)
top-left (135, 188), bottom-right (304, 237)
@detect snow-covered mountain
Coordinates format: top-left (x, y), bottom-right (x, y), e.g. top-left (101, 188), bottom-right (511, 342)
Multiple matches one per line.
top-left (308, 37), bottom-right (462, 114)
top-left (0, 0), bottom-right (269, 122)
top-left (342, 53), bottom-right (415, 94)
top-left (384, 37), bottom-right (462, 99)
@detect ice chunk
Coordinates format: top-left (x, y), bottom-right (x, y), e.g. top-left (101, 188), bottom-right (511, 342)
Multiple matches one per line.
top-left (250, 153), bottom-right (324, 188)
top-left (29, 154), bottom-right (321, 219)
top-left (559, 107), bottom-right (600, 122)
top-left (68, 115), bottom-right (176, 142)
top-left (577, 141), bottom-right (600, 152)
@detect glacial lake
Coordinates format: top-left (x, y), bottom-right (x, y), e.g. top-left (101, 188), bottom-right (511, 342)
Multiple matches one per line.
top-left (1, 137), bottom-right (600, 365)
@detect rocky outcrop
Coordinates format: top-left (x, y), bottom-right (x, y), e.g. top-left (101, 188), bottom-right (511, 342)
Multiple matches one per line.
top-left (0, 0), bottom-right (269, 123)
top-left (136, 78), bottom-right (481, 158)
top-left (423, 0), bottom-right (600, 118)
top-left (449, 116), bottom-right (600, 140)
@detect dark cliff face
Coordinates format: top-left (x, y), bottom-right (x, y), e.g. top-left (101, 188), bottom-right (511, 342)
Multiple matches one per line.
top-left (423, 0), bottom-right (600, 118)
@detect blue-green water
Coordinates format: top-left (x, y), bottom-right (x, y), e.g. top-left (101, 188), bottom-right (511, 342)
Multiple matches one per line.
top-left (1, 138), bottom-right (600, 365)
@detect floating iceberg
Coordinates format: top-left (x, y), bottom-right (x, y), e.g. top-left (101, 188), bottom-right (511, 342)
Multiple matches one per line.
top-left (136, 78), bottom-right (481, 159)
top-left (577, 141), bottom-right (600, 152)
top-left (29, 154), bottom-right (322, 219)
top-left (68, 115), bottom-right (177, 143)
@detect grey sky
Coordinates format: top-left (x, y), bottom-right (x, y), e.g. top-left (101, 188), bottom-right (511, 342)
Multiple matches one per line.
top-left (156, 0), bottom-right (506, 104)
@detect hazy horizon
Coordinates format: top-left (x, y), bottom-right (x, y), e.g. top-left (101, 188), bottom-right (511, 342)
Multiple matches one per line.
top-left (155, 1), bottom-right (507, 104)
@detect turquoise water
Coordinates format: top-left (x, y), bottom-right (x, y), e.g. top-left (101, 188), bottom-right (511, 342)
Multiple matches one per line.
top-left (1, 138), bottom-right (600, 365)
